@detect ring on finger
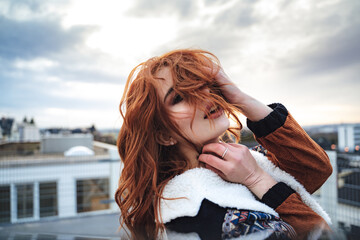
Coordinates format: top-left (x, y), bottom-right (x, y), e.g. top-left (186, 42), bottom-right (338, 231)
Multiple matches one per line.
top-left (221, 147), bottom-right (229, 159)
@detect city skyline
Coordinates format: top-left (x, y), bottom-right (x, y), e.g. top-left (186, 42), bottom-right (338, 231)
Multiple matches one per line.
top-left (1, 0), bottom-right (360, 129)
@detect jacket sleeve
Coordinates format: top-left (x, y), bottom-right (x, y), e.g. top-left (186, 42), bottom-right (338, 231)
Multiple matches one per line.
top-left (247, 103), bottom-right (333, 238)
top-left (247, 103), bottom-right (333, 194)
top-left (261, 182), bottom-right (331, 239)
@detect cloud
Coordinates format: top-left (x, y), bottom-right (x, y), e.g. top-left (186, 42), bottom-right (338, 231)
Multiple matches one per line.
top-left (0, 68), bottom-right (122, 111)
top-left (0, 0), bottom-right (124, 84)
top-left (272, 0), bottom-right (360, 78)
top-left (0, 1), bottom-right (126, 86)
top-left (0, 0), bottom-right (70, 19)
top-left (288, 24), bottom-right (360, 77)
top-left (127, 0), bottom-right (198, 18)
top-left (147, 1), bottom-right (260, 63)
top-left (212, 0), bottom-right (260, 29)
top-left (1, 0), bottom-right (360, 128)
top-left (151, 25), bottom-right (243, 61)
top-left (4, 0), bottom-right (49, 16)
top-left (0, 16), bottom-right (96, 60)
top-left (0, 0), bottom-right (124, 129)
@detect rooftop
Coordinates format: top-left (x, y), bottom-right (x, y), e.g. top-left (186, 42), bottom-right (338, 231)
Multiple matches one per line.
top-left (0, 141), bottom-right (119, 168)
top-left (0, 212), bottom-right (125, 240)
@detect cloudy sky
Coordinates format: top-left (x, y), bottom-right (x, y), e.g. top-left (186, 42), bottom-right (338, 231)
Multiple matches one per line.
top-left (0, 0), bottom-right (359, 129)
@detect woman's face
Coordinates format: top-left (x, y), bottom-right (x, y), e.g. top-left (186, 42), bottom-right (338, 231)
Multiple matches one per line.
top-left (155, 67), bottom-right (230, 146)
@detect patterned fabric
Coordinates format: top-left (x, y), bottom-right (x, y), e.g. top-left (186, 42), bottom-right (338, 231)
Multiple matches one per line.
top-left (222, 209), bottom-right (297, 239)
top-left (251, 145), bottom-right (268, 156)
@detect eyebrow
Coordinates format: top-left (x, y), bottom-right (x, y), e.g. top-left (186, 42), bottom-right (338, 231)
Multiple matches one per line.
top-left (164, 87), bottom-right (174, 103)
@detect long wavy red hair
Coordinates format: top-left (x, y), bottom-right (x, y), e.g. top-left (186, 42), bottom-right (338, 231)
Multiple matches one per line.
top-left (115, 49), bottom-right (242, 239)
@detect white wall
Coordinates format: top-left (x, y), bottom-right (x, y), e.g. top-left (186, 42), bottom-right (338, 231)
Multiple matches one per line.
top-left (41, 134), bottom-right (93, 153)
top-left (338, 125), bottom-right (355, 152)
top-left (18, 124), bottom-right (41, 142)
top-left (0, 158), bottom-right (121, 223)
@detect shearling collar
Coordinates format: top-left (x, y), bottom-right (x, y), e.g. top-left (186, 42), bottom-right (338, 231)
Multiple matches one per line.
top-left (160, 150), bottom-right (331, 225)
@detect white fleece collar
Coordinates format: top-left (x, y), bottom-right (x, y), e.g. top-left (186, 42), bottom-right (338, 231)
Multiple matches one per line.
top-left (160, 150), bottom-right (331, 225)
top-left (250, 150), bottom-right (331, 224)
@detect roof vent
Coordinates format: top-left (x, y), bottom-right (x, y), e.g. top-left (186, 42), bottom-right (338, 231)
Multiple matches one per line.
top-left (64, 146), bottom-right (94, 157)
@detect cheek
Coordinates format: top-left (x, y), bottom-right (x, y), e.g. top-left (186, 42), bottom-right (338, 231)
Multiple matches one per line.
top-left (171, 111), bottom-right (193, 120)
top-left (170, 109), bottom-right (196, 133)
top-left (170, 105), bottom-right (195, 120)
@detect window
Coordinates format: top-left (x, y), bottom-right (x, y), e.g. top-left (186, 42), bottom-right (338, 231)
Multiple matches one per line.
top-left (40, 182), bottom-right (58, 218)
top-left (0, 185), bottom-right (10, 223)
top-left (37, 234), bottom-right (57, 240)
top-left (13, 234), bottom-right (32, 240)
top-left (76, 178), bottom-right (109, 213)
top-left (16, 184), bottom-right (33, 219)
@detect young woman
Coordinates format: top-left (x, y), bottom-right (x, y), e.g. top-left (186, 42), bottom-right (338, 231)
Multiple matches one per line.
top-left (115, 49), bottom-right (333, 239)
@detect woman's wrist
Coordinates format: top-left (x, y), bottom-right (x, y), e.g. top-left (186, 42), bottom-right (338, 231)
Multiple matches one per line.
top-left (247, 172), bottom-right (277, 199)
top-left (235, 95), bottom-right (273, 122)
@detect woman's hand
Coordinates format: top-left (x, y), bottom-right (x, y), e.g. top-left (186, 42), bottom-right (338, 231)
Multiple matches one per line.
top-left (212, 67), bottom-right (244, 105)
top-left (212, 66), bottom-right (273, 121)
top-left (198, 142), bottom-right (277, 198)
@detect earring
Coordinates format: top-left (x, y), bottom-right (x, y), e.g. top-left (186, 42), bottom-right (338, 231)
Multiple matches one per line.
top-left (169, 138), bottom-right (176, 145)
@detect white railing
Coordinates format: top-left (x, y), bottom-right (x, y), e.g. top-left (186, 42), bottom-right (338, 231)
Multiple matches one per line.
top-left (316, 151), bottom-right (360, 239)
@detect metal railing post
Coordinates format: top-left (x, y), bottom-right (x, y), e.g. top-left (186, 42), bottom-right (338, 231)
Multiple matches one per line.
top-left (321, 151), bottom-right (338, 230)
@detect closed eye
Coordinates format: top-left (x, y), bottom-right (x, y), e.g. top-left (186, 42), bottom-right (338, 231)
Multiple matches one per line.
top-left (172, 94), bottom-right (183, 105)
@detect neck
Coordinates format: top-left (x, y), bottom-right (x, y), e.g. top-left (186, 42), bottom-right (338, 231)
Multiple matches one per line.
top-left (178, 137), bottom-right (220, 169)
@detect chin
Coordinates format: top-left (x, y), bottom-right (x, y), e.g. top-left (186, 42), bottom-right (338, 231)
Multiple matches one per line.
top-left (217, 116), bottom-right (231, 133)
top-left (202, 118), bottom-right (230, 144)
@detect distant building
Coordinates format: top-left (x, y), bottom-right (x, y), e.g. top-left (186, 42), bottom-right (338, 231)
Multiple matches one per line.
top-left (0, 118), bottom-right (41, 155)
top-left (338, 124), bottom-right (360, 153)
top-left (1, 117), bottom-right (41, 143)
top-left (17, 122), bottom-right (41, 142)
top-left (0, 142), bottom-right (40, 157)
top-left (0, 140), bottom-right (121, 225)
top-left (0, 118), bottom-right (15, 139)
top-left (41, 133), bottom-right (93, 154)
top-left (304, 123), bottom-right (360, 153)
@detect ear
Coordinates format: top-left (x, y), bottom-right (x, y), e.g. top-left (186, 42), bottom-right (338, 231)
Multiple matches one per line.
top-left (155, 132), bottom-right (177, 146)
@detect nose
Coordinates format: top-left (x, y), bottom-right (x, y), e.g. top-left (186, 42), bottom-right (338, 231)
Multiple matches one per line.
top-left (201, 87), bottom-right (211, 94)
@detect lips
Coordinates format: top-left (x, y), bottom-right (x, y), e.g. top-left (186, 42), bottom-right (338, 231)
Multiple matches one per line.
top-left (204, 104), bottom-right (223, 119)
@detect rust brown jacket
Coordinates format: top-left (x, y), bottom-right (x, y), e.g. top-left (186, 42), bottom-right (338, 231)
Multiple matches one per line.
top-left (248, 104), bottom-right (333, 239)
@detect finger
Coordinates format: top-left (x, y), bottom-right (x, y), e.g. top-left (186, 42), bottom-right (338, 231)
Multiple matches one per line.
top-left (227, 143), bottom-right (250, 159)
top-left (202, 66), bottom-right (216, 75)
top-left (198, 153), bottom-right (228, 173)
top-left (228, 143), bottom-right (247, 149)
top-left (204, 164), bottom-right (226, 179)
top-left (202, 142), bottom-right (228, 158)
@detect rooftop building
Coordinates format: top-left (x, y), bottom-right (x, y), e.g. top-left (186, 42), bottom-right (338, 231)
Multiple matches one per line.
top-left (17, 122), bottom-right (40, 142)
top-left (0, 118), bottom-right (15, 139)
top-left (338, 124), bottom-right (360, 153)
top-left (41, 132), bottom-right (93, 154)
top-left (0, 138), bottom-right (121, 226)
top-left (304, 123), bottom-right (360, 153)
